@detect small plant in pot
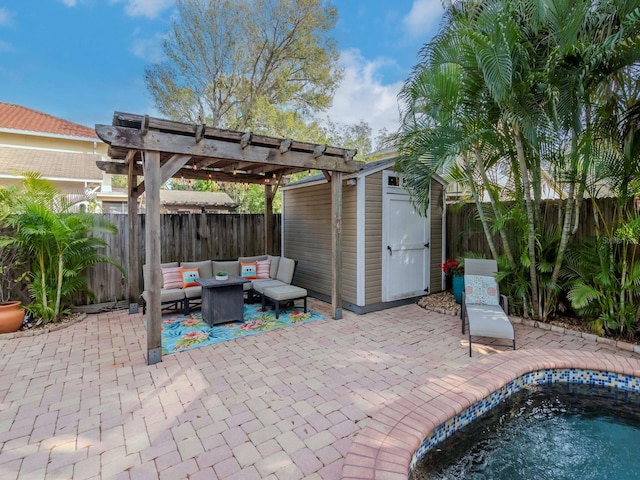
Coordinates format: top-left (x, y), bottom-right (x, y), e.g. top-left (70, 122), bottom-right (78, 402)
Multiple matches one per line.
top-left (0, 235), bottom-right (27, 333)
top-left (215, 271), bottom-right (228, 281)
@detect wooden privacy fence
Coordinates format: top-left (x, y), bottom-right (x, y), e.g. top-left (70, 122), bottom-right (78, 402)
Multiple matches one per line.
top-left (446, 198), bottom-right (626, 260)
top-left (77, 213), bottom-right (281, 305)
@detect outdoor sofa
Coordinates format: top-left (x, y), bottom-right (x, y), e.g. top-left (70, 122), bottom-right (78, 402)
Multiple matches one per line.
top-left (142, 255), bottom-right (302, 314)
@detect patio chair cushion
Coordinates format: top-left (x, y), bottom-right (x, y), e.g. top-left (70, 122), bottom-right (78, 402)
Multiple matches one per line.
top-left (465, 274), bottom-right (500, 306)
top-left (252, 279), bottom-right (287, 294)
top-left (276, 257), bottom-right (296, 284)
top-left (142, 288), bottom-right (185, 303)
top-left (161, 266), bottom-right (183, 290)
top-left (267, 255), bottom-right (280, 278)
top-left (241, 262), bottom-right (258, 279)
top-left (263, 285), bottom-right (307, 302)
top-left (180, 267), bottom-right (200, 288)
top-left (466, 304), bottom-right (514, 340)
top-left (144, 262), bottom-right (179, 289)
top-left (238, 255), bottom-right (267, 265)
top-left (183, 285), bottom-right (202, 299)
top-left (180, 260), bottom-right (213, 279)
top-left (213, 261), bottom-right (240, 277)
top-left (256, 259), bottom-right (271, 279)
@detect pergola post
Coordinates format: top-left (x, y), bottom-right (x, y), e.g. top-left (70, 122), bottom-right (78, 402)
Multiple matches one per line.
top-left (264, 185), bottom-right (274, 255)
top-left (331, 171), bottom-right (343, 320)
top-left (142, 150), bottom-right (162, 365)
top-left (127, 159), bottom-right (140, 314)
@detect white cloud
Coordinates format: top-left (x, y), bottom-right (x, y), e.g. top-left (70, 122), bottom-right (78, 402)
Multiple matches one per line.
top-left (324, 49), bottom-right (403, 137)
top-left (403, 0), bottom-right (444, 38)
top-left (111, 0), bottom-right (174, 19)
top-left (0, 7), bottom-right (13, 26)
top-left (61, 0), bottom-right (77, 6)
top-left (131, 32), bottom-right (165, 63)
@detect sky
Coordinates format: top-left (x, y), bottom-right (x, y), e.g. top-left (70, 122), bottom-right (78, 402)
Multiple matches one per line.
top-left (0, 0), bottom-right (444, 138)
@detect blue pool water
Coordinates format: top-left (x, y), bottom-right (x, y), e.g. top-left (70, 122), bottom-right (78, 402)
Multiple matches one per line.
top-left (411, 383), bottom-right (640, 479)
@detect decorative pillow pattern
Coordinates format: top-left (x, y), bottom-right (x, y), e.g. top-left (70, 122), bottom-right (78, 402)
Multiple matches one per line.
top-left (240, 262), bottom-right (258, 280)
top-left (464, 274), bottom-right (500, 305)
top-left (180, 267), bottom-right (200, 288)
top-left (161, 266), bottom-right (183, 290)
top-left (256, 259), bottom-right (271, 279)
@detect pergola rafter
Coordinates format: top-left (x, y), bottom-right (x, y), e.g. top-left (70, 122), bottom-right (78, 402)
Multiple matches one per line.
top-left (96, 112), bottom-right (363, 365)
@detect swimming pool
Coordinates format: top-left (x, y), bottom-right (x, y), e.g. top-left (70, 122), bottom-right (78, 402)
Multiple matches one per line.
top-left (341, 350), bottom-right (640, 480)
top-left (411, 382), bottom-right (640, 479)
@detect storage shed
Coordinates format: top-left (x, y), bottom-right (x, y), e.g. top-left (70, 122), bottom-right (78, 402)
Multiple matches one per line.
top-left (281, 152), bottom-right (446, 313)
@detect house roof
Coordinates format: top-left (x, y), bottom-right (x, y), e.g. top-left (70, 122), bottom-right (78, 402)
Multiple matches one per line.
top-left (0, 146), bottom-right (103, 182)
top-left (159, 189), bottom-right (236, 207)
top-left (0, 103), bottom-right (98, 139)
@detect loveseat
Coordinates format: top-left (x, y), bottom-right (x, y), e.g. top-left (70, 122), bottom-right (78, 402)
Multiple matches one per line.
top-left (142, 255), bottom-right (297, 314)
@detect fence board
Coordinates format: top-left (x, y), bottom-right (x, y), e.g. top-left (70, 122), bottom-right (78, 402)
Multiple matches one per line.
top-left (446, 198), bottom-right (628, 260)
top-left (71, 213), bottom-right (281, 305)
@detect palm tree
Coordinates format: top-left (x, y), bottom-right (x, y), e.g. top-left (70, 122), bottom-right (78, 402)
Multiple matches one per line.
top-left (398, 0), bottom-right (640, 320)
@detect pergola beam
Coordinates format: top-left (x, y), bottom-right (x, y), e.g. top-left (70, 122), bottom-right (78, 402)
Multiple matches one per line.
top-left (96, 125), bottom-right (362, 173)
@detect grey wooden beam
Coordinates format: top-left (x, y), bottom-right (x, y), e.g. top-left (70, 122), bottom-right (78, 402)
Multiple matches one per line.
top-left (127, 157), bottom-right (140, 314)
top-left (142, 150), bottom-right (162, 365)
top-left (331, 171), bottom-right (343, 320)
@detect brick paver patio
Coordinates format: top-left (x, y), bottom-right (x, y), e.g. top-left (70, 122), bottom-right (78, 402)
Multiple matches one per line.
top-left (0, 299), bottom-right (637, 479)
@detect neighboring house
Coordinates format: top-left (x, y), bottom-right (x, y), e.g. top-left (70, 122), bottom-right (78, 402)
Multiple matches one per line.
top-left (0, 102), bottom-right (108, 210)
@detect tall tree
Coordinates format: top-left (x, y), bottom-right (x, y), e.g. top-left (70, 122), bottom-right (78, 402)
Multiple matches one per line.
top-left (398, 0), bottom-right (640, 320)
top-left (145, 0), bottom-right (341, 131)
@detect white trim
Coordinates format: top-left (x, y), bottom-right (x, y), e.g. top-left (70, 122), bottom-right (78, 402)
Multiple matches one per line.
top-left (356, 175), bottom-right (366, 306)
top-left (0, 173), bottom-right (102, 183)
top-left (426, 184), bottom-right (432, 295)
top-left (0, 127), bottom-right (99, 143)
top-left (280, 178), bottom-right (327, 191)
top-left (441, 183), bottom-right (447, 291)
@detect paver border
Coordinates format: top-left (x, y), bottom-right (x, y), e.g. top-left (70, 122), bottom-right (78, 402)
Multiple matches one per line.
top-left (341, 348), bottom-right (640, 480)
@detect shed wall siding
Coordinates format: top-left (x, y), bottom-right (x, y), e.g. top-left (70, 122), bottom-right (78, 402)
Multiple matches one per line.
top-left (283, 182), bottom-right (357, 304)
top-left (364, 171), bottom-right (383, 304)
top-left (430, 179), bottom-right (444, 293)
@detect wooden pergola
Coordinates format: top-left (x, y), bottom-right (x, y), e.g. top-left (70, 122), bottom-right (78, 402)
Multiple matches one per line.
top-left (96, 112), bottom-right (363, 365)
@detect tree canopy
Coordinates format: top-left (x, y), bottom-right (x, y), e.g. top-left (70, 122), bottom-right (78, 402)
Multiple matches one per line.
top-left (145, 0), bottom-right (341, 131)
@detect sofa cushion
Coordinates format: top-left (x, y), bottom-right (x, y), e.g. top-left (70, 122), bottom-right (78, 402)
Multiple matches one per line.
top-left (263, 285), bottom-right (307, 302)
top-left (241, 262), bottom-right (258, 279)
top-left (267, 255), bottom-right (280, 279)
top-left (276, 257), bottom-right (296, 284)
top-left (238, 255), bottom-right (267, 264)
top-left (256, 259), bottom-right (271, 279)
top-left (213, 260), bottom-right (240, 276)
top-left (252, 279), bottom-right (286, 294)
top-left (183, 285), bottom-right (202, 299)
top-left (144, 262), bottom-right (179, 289)
top-left (180, 260), bottom-right (213, 279)
top-left (180, 267), bottom-right (200, 288)
top-left (161, 266), bottom-right (183, 290)
top-left (142, 288), bottom-right (185, 303)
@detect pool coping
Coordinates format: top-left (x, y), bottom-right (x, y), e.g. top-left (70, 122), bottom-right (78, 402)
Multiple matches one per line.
top-left (341, 349), bottom-right (640, 480)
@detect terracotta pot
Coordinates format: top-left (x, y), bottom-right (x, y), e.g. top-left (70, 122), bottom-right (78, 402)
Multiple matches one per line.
top-left (0, 301), bottom-right (25, 334)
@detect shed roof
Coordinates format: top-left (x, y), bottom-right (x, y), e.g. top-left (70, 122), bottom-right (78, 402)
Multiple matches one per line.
top-left (0, 103), bottom-right (98, 139)
top-left (0, 146), bottom-right (103, 181)
top-left (158, 189), bottom-right (235, 207)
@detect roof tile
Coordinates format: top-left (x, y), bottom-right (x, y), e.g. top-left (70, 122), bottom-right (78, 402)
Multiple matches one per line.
top-left (0, 103), bottom-right (98, 138)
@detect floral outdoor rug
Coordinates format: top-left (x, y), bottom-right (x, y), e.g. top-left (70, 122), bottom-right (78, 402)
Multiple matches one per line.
top-left (156, 303), bottom-right (325, 355)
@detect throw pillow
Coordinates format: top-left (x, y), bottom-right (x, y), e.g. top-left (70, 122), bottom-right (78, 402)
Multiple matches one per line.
top-left (180, 267), bottom-right (200, 288)
top-left (464, 274), bottom-right (500, 305)
top-left (240, 262), bottom-right (258, 280)
top-left (161, 266), bottom-right (183, 290)
top-left (256, 259), bottom-right (271, 279)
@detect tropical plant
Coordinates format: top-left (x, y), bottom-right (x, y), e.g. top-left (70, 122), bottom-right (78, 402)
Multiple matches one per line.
top-left (1, 174), bottom-right (123, 323)
top-left (397, 0), bottom-right (640, 320)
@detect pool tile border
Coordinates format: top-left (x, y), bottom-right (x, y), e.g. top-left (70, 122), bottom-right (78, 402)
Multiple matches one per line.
top-left (341, 349), bottom-right (640, 480)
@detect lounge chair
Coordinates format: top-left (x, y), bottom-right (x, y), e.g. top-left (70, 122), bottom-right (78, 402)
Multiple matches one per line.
top-left (461, 258), bottom-right (515, 357)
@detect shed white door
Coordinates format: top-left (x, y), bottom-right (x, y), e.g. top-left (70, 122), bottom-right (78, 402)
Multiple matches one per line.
top-left (382, 172), bottom-right (430, 301)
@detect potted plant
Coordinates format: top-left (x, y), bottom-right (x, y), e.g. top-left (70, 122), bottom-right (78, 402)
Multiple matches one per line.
top-left (440, 258), bottom-right (464, 304)
top-left (215, 271), bottom-right (228, 281)
top-left (0, 234), bottom-right (27, 333)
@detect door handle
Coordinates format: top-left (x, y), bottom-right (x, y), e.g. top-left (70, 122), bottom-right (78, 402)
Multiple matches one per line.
top-left (387, 245), bottom-right (392, 256)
